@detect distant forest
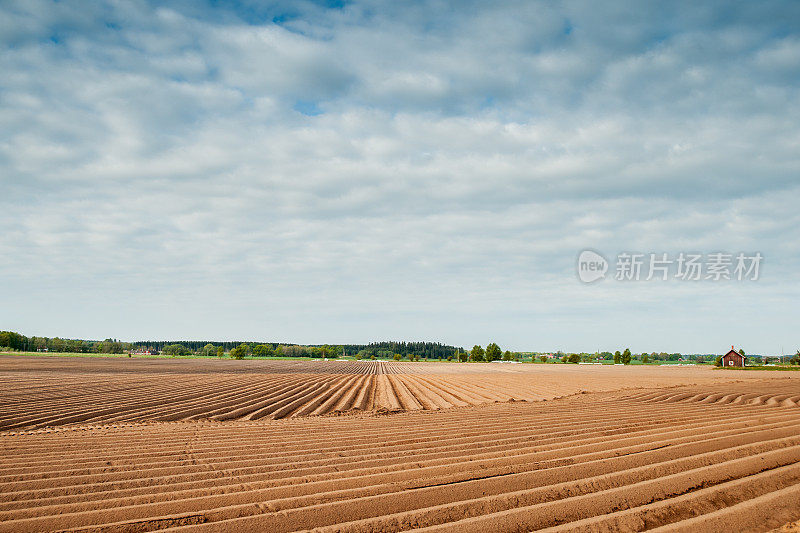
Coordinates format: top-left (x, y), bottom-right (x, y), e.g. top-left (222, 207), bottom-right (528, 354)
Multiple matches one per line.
top-left (0, 331), bottom-right (465, 360)
top-left (0, 331), bottom-right (127, 354)
top-left (3, 330), bottom-right (776, 362)
top-left (349, 342), bottom-right (465, 360)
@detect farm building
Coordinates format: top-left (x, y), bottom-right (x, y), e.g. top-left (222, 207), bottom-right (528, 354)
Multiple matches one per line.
top-left (721, 346), bottom-right (746, 367)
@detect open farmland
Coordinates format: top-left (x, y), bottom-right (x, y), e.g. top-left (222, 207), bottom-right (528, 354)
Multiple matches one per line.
top-left (1, 356), bottom-right (800, 532)
top-left (0, 355), bottom-right (794, 429)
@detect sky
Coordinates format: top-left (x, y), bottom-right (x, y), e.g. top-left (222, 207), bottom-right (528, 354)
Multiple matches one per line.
top-left (1, 1), bottom-right (799, 354)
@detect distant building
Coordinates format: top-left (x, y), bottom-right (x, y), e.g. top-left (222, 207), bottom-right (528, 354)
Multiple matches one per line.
top-left (721, 346), bottom-right (746, 367)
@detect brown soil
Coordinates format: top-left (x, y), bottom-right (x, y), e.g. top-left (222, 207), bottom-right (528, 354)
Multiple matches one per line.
top-left (0, 355), bottom-right (798, 531)
top-left (772, 521), bottom-right (800, 532)
top-left (0, 356), bottom-right (794, 429)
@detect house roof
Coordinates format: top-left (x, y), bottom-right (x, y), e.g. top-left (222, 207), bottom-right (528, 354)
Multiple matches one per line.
top-left (724, 349), bottom-right (746, 359)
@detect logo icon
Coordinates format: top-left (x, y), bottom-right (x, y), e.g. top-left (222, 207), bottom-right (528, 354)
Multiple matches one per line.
top-left (577, 250), bottom-right (608, 283)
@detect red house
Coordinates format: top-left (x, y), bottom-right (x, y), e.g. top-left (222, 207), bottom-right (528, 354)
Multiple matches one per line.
top-left (721, 346), bottom-right (746, 367)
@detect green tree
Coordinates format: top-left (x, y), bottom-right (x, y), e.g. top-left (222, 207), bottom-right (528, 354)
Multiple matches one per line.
top-left (642, 353), bottom-right (650, 364)
top-left (393, 353), bottom-right (401, 361)
top-left (280, 345), bottom-right (305, 357)
top-left (471, 345), bottom-right (485, 362)
top-left (320, 345), bottom-right (341, 359)
top-left (485, 343), bottom-right (502, 362)
top-left (614, 350), bottom-right (621, 364)
top-left (50, 337), bottom-right (65, 352)
top-left (201, 344), bottom-right (216, 357)
top-left (539, 355), bottom-right (547, 363)
top-left (0, 331), bottom-right (12, 349)
top-left (107, 341), bottom-right (123, 354)
top-left (622, 348), bottom-right (632, 365)
top-left (738, 347), bottom-right (746, 356)
top-left (567, 353), bottom-right (580, 364)
top-left (252, 344), bottom-right (274, 357)
top-left (163, 344), bottom-right (189, 356)
top-left (216, 346), bottom-right (225, 357)
top-left (458, 350), bottom-right (469, 362)
top-left (230, 344), bottom-right (249, 360)
top-left (714, 355), bottom-right (723, 367)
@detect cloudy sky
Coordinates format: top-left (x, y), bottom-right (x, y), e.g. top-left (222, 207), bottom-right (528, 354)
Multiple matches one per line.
top-left (2, 1), bottom-right (799, 354)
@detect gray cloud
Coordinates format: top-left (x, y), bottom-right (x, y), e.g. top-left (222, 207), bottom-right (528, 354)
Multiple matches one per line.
top-left (1, 0), bottom-right (798, 353)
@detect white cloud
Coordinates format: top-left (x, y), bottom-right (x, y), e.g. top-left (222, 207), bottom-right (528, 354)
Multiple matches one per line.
top-left (1, 0), bottom-right (798, 353)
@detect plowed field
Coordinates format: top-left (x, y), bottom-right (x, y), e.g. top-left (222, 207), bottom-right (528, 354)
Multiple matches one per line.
top-left (1, 355), bottom-right (799, 532)
top-left (0, 356), bottom-right (790, 429)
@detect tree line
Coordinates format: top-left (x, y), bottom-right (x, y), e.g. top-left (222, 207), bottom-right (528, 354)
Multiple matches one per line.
top-left (352, 342), bottom-right (465, 360)
top-left (0, 331), bottom-right (466, 360)
top-left (4, 331), bottom-right (789, 363)
top-left (0, 331), bottom-right (129, 354)
top-left (133, 340), bottom-right (280, 352)
top-left (552, 349), bottom-right (649, 364)
top-left (463, 343), bottom-right (521, 362)
top-left (137, 340), bottom-right (466, 359)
